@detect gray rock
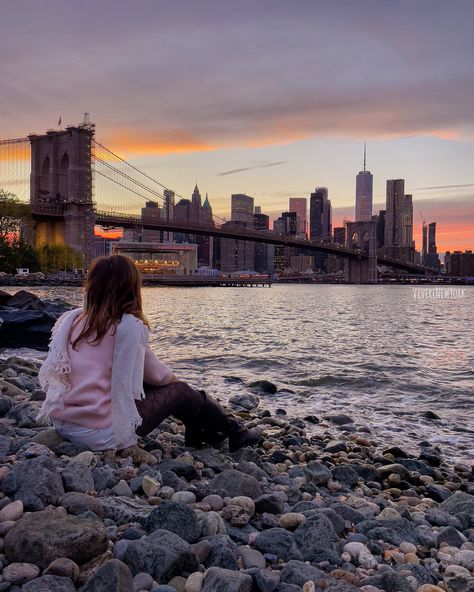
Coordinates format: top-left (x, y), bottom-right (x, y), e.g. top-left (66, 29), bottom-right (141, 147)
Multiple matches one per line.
top-left (323, 414), bottom-right (354, 425)
top-left (209, 469), bottom-right (263, 499)
top-left (60, 492), bottom-right (103, 517)
top-left (4, 511), bottom-right (108, 569)
top-left (303, 461), bottom-right (331, 486)
top-left (362, 571), bottom-right (413, 592)
top-left (437, 525), bottom-right (467, 547)
top-left (61, 462), bottom-right (94, 493)
top-left (204, 534), bottom-right (239, 570)
top-left (133, 572), bottom-right (154, 592)
top-left (92, 466), bottom-right (120, 491)
top-left (439, 492), bottom-right (474, 521)
top-left (243, 568), bottom-right (280, 592)
top-left (202, 567), bottom-right (253, 592)
top-left (101, 496), bottom-right (153, 526)
top-left (293, 513), bottom-right (340, 561)
top-left (6, 401), bottom-right (38, 427)
top-left (229, 394), bottom-right (260, 411)
top-left (81, 559), bottom-right (134, 592)
top-left (9, 456), bottom-right (65, 510)
top-left (426, 484), bottom-right (453, 502)
top-left (279, 560), bottom-right (326, 587)
top-left (331, 465), bottom-right (359, 487)
top-left (146, 501), bottom-right (200, 542)
top-left (254, 493), bottom-right (286, 515)
top-left (0, 434), bottom-right (12, 459)
top-left (21, 575), bottom-right (76, 592)
top-left (123, 529), bottom-right (199, 583)
top-left (226, 522), bottom-right (260, 545)
top-left (253, 528), bottom-right (302, 562)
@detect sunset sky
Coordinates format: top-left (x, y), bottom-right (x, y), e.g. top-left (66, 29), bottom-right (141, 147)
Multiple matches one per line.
top-left (1, 0), bottom-right (473, 253)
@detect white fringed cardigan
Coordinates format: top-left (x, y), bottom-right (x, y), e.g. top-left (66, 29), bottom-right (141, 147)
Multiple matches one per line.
top-left (37, 308), bottom-right (148, 449)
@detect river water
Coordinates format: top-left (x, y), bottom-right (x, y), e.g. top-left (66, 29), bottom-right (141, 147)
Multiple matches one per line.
top-left (1, 284), bottom-right (473, 467)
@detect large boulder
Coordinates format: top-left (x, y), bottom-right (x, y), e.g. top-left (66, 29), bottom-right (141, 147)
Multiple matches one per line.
top-left (4, 511), bottom-right (109, 569)
top-left (0, 309), bottom-right (57, 348)
top-left (202, 567), bottom-right (253, 592)
top-left (293, 513), bottom-right (340, 561)
top-left (123, 529), bottom-right (199, 583)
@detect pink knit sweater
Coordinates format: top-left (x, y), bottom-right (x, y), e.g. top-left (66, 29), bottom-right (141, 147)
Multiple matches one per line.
top-left (50, 316), bottom-right (174, 429)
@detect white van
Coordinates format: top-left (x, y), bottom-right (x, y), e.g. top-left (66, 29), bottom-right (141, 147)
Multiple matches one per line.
top-left (15, 268), bottom-right (30, 277)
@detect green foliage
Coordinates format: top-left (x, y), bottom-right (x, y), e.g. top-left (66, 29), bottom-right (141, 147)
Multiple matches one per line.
top-left (35, 243), bottom-right (83, 273)
top-left (0, 236), bottom-right (40, 274)
top-left (0, 189), bottom-right (32, 240)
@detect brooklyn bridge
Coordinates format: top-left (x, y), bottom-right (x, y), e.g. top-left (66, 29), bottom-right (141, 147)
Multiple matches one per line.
top-left (0, 121), bottom-right (435, 283)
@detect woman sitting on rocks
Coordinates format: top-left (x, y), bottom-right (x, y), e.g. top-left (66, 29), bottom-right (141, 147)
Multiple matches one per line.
top-left (36, 254), bottom-right (260, 462)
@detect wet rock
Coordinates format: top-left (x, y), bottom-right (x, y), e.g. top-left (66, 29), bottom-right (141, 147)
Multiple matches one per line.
top-left (146, 501), bottom-right (200, 542)
top-left (255, 493), bottom-right (286, 515)
top-left (123, 529), bottom-right (199, 583)
top-left (4, 511), bottom-right (108, 569)
top-left (323, 414), bottom-right (354, 425)
top-left (426, 484), bottom-right (453, 502)
top-left (229, 394), bottom-right (260, 411)
top-left (243, 567), bottom-right (280, 592)
top-left (0, 499), bottom-right (23, 522)
top-left (209, 469), bottom-right (263, 499)
top-left (202, 567), bottom-right (252, 592)
top-left (437, 526), bottom-right (467, 548)
top-left (81, 559), bottom-right (134, 592)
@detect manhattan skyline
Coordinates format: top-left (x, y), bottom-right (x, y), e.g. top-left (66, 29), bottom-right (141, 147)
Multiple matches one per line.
top-left (1, 0), bottom-right (473, 252)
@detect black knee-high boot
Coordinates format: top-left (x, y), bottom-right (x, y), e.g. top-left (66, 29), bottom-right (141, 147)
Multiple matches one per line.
top-left (185, 391), bottom-right (261, 451)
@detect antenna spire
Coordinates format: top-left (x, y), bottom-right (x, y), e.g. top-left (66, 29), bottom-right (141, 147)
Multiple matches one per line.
top-left (363, 142), bottom-right (366, 172)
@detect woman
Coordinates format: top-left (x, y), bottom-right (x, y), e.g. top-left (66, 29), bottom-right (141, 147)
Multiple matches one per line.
top-left (37, 255), bottom-right (260, 459)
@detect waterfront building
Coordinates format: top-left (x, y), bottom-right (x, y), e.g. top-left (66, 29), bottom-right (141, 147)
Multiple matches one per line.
top-left (289, 197), bottom-right (307, 236)
top-left (111, 241), bottom-right (197, 275)
top-left (355, 144), bottom-right (373, 221)
top-left (376, 210), bottom-right (386, 248)
top-left (445, 250), bottom-right (474, 276)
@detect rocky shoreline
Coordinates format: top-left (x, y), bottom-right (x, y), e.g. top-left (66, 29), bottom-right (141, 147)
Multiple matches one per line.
top-left (0, 357), bottom-right (472, 592)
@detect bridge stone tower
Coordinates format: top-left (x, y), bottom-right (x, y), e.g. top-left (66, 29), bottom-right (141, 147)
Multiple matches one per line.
top-left (29, 125), bottom-right (96, 266)
top-left (345, 219), bottom-right (378, 284)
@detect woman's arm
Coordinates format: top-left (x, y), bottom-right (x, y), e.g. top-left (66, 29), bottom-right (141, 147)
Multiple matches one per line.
top-left (143, 345), bottom-right (178, 386)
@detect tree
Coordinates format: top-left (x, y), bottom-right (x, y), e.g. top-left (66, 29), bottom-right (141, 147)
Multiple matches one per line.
top-left (36, 243), bottom-right (82, 273)
top-left (0, 236), bottom-right (39, 274)
top-left (0, 189), bottom-right (32, 240)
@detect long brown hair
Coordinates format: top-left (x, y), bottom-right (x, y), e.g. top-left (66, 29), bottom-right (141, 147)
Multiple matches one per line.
top-left (71, 254), bottom-right (149, 349)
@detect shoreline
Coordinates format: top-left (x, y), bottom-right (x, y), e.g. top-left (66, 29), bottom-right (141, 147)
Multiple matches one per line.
top-left (0, 355), bottom-right (472, 591)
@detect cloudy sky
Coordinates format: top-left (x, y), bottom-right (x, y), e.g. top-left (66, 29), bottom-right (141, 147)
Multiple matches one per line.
top-left (1, 0), bottom-right (473, 251)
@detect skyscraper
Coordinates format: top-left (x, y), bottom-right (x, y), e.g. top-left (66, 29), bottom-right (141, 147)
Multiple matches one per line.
top-left (355, 144), bottom-right (373, 221)
top-left (384, 179), bottom-right (405, 250)
top-left (254, 209), bottom-right (274, 273)
top-left (422, 222), bottom-right (428, 265)
top-left (310, 188), bottom-right (331, 241)
top-left (289, 197), bottom-right (307, 236)
top-left (424, 222), bottom-right (440, 270)
top-left (231, 194), bottom-right (254, 225)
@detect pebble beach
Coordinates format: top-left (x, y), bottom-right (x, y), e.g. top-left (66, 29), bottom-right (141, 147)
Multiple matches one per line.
top-left (0, 356), bottom-right (473, 592)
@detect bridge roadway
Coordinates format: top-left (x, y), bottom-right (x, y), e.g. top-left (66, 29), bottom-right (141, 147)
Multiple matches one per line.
top-left (94, 211), bottom-right (431, 274)
top-left (29, 204), bottom-right (432, 274)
